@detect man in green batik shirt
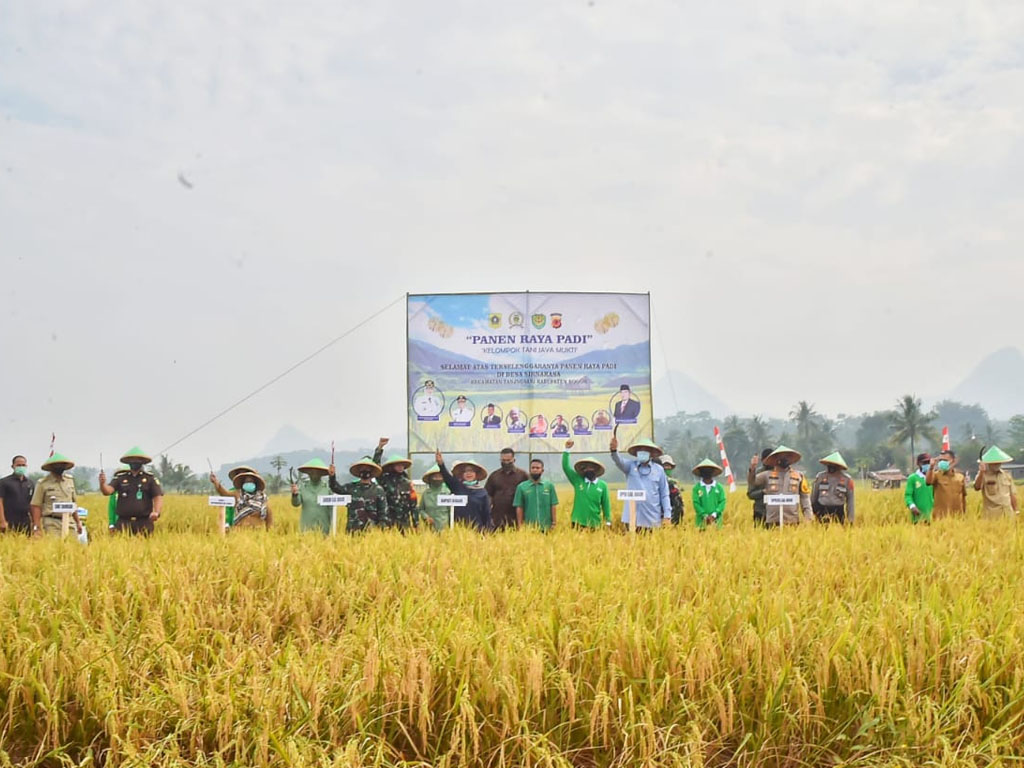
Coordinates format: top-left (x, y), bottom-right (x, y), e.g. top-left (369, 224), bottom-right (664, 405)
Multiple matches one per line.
top-left (561, 440), bottom-right (610, 528)
top-left (418, 464), bottom-right (449, 531)
top-left (291, 458), bottom-right (332, 534)
top-left (514, 458), bottom-right (559, 531)
top-left (905, 452), bottom-right (935, 524)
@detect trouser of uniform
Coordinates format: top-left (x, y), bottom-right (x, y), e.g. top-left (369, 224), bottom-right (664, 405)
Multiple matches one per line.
top-left (41, 515), bottom-right (68, 537)
top-left (814, 505), bottom-right (847, 524)
top-left (753, 506), bottom-right (766, 527)
top-left (115, 517), bottom-right (154, 536)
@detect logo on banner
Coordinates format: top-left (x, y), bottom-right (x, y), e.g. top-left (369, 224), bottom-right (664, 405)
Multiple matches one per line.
top-left (488, 313), bottom-right (502, 329)
top-left (532, 313), bottom-right (546, 329)
top-left (509, 311), bottom-right (524, 328)
top-left (550, 313), bottom-right (563, 329)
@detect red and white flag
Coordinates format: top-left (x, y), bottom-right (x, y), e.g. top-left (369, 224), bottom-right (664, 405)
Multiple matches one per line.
top-left (941, 426), bottom-right (950, 453)
top-left (714, 426), bottom-right (737, 493)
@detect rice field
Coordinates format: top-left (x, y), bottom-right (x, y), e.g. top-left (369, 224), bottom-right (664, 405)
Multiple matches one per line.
top-left (1, 487), bottom-right (1022, 767)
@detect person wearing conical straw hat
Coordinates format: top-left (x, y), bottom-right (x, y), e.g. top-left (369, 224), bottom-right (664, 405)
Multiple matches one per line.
top-left (562, 440), bottom-right (611, 529)
top-left (657, 454), bottom-right (685, 525)
top-left (290, 458), bottom-right (332, 534)
top-left (99, 447), bottom-right (164, 536)
top-left (418, 464), bottom-right (449, 532)
top-left (30, 452), bottom-right (82, 538)
top-left (904, 453), bottom-right (935, 524)
top-left (211, 470), bottom-right (273, 529)
top-left (609, 434), bottom-right (671, 530)
top-left (328, 456), bottom-right (388, 534)
top-left (747, 446), bottom-right (814, 527)
top-left (925, 448), bottom-right (967, 519)
top-left (372, 437), bottom-right (419, 531)
top-left (434, 448), bottom-right (493, 531)
top-left (973, 446), bottom-right (1019, 520)
top-left (811, 452), bottom-right (855, 524)
top-left (691, 459), bottom-right (726, 530)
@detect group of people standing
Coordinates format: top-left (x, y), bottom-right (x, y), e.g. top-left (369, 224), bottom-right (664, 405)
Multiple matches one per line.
top-left (904, 446), bottom-right (1019, 522)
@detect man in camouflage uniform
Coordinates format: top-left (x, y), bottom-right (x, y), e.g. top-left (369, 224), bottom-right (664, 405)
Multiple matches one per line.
top-left (372, 437), bottom-right (418, 530)
top-left (329, 456), bottom-right (388, 534)
top-left (658, 454), bottom-right (685, 525)
top-left (811, 451), bottom-right (855, 524)
top-left (747, 445), bottom-right (814, 527)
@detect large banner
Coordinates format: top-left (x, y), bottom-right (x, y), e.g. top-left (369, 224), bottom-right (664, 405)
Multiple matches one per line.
top-left (407, 293), bottom-right (653, 454)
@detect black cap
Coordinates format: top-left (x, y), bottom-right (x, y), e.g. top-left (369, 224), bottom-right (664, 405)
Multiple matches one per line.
top-left (917, 452), bottom-right (931, 464)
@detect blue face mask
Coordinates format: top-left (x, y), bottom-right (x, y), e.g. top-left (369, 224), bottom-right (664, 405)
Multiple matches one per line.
top-left (636, 450), bottom-right (651, 463)
top-left (920, 464), bottom-right (930, 474)
top-left (937, 460), bottom-right (950, 472)
top-left (13, 466), bottom-right (27, 477)
top-left (242, 482), bottom-right (257, 493)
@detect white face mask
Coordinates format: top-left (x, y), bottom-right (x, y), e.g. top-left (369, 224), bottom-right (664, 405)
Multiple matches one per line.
top-left (636, 450), bottom-right (651, 463)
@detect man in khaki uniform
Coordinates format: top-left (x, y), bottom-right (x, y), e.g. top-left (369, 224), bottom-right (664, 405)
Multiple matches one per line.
top-left (973, 446), bottom-right (1019, 519)
top-left (926, 449), bottom-right (967, 519)
top-left (747, 445), bottom-right (814, 527)
top-left (29, 452), bottom-right (83, 538)
top-left (811, 451), bottom-right (855, 524)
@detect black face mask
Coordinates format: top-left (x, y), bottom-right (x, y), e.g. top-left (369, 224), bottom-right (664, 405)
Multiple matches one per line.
top-left (700, 470), bottom-right (714, 481)
top-left (359, 471), bottom-right (372, 480)
top-left (529, 472), bottom-right (542, 481)
top-left (129, 461), bottom-right (144, 472)
top-left (777, 459), bottom-right (790, 469)
top-left (583, 470), bottom-right (597, 481)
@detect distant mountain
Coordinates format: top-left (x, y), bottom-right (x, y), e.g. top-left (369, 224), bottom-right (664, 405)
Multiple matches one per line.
top-left (653, 370), bottom-right (730, 419)
top-left (260, 425), bottom-right (326, 456)
top-left (948, 347), bottom-right (1024, 419)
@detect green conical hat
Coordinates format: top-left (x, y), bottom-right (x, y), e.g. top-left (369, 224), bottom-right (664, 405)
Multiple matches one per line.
top-left (119, 446), bottom-right (152, 464)
top-left (382, 454), bottom-right (413, 471)
top-left (626, 438), bottom-right (663, 458)
top-left (421, 464), bottom-right (444, 483)
top-left (764, 445), bottom-right (802, 468)
top-left (349, 457), bottom-right (382, 479)
top-left (982, 446), bottom-right (1014, 464)
top-left (692, 458), bottom-right (723, 477)
top-left (41, 452), bottom-right (75, 472)
top-left (298, 458), bottom-right (330, 475)
top-left (819, 451), bottom-right (848, 470)
top-left (573, 456), bottom-right (606, 477)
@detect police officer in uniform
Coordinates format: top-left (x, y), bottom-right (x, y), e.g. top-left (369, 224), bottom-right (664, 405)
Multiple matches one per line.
top-left (747, 445), bottom-right (814, 527)
top-left (811, 451), bottom-right (855, 524)
top-left (99, 446), bottom-right (164, 535)
top-left (328, 456), bottom-right (388, 534)
top-left (372, 437), bottom-right (418, 530)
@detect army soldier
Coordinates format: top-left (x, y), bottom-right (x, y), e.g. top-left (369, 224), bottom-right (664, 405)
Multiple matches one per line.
top-left (691, 459), bottom-right (727, 530)
top-left (329, 456), bottom-right (388, 534)
top-left (747, 445), bottom-right (814, 527)
top-left (926, 449), bottom-right (967, 519)
top-left (291, 458), bottom-right (331, 534)
top-left (0, 455), bottom-right (35, 535)
top-left (29, 452), bottom-right (83, 537)
top-left (747, 448), bottom-right (772, 526)
top-left (973, 446), bottom-right (1019, 519)
top-left (659, 454), bottom-right (685, 525)
top-left (99, 446), bottom-right (164, 535)
top-left (372, 437), bottom-right (418, 530)
top-left (812, 452), bottom-right (855, 524)
top-left (905, 453), bottom-right (935, 524)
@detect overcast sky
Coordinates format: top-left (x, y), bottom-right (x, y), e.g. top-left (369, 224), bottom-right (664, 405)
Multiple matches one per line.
top-left (2, 1), bottom-right (1023, 468)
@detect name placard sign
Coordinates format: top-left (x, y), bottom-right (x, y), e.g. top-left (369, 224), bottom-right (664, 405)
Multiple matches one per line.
top-left (318, 495), bottom-right (352, 506)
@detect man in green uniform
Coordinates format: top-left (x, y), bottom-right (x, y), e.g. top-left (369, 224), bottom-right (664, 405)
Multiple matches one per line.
top-left (747, 446), bottom-right (814, 527)
top-left (29, 452), bottom-right (83, 538)
top-left (328, 456), bottom-right (388, 534)
top-left (905, 453), bottom-right (935, 524)
top-left (974, 446), bottom-right (1019, 519)
top-left (372, 438), bottom-right (418, 530)
top-left (561, 440), bottom-right (610, 529)
top-left (691, 459), bottom-right (727, 530)
top-left (99, 446), bottom-right (164, 535)
top-left (514, 458), bottom-right (559, 531)
top-left (291, 458), bottom-right (332, 534)
top-left (659, 454), bottom-right (685, 525)
top-left (812, 452), bottom-right (855, 524)
top-left (418, 464), bottom-right (449, 531)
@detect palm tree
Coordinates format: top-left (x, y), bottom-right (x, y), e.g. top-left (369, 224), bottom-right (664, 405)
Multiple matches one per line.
top-left (746, 415), bottom-right (774, 452)
top-left (789, 401), bottom-right (820, 448)
top-left (889, 395), bottom-right (939, 469)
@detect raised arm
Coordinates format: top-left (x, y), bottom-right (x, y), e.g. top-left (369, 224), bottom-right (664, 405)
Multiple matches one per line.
top-left (561, 441), bottom-right (580, 484)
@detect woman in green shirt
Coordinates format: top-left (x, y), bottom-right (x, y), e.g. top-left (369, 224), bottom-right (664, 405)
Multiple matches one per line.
top-left (562, 440), bottom-right (611, 529)
top-left (418, 464), bottom-right (449, 531)
top-left (291, 458), bottom-right (332, 534)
